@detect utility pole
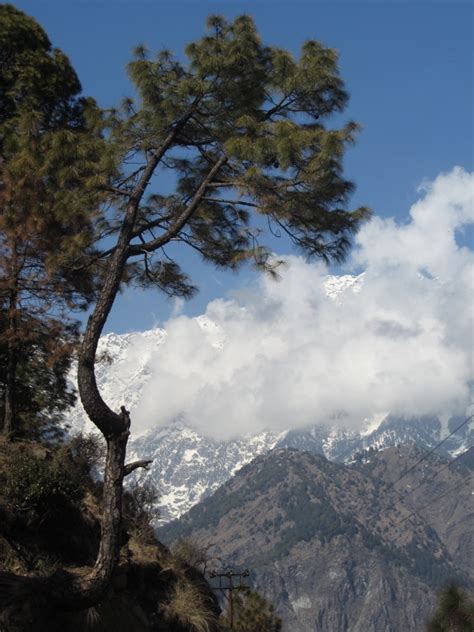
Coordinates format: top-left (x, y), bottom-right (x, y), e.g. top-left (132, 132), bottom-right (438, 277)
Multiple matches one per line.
top-left (208, 568), bottom-right (250, 629)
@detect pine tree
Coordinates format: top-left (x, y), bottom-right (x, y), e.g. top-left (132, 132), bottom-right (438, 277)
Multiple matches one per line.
top-left (0, 5), bottom-right (110, 437)
top-left (426, 584), bottom-right (474, 631)
top-left (221, 588), bottom-right (282, 632)
top-left (74, 16), bottom-right (370, 607)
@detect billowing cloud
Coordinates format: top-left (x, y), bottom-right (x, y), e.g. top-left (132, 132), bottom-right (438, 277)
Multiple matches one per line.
top-left (132, 167), bottom-right (473, 439)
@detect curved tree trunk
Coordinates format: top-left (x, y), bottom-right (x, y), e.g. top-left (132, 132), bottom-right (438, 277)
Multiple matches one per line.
top-left (0, 110), bottom-right (213, 612)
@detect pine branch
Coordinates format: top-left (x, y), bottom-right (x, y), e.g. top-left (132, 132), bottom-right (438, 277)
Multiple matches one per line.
top-left (128, 155), bottom-right (228, 255)
top-left (202, 198), bottom-right (259, 208)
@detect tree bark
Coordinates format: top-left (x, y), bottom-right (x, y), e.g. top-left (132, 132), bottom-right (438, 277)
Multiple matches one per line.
top-left (3, 332), bottom-right (17, 437)
top-left (2, 253), bottom-right (19, 438)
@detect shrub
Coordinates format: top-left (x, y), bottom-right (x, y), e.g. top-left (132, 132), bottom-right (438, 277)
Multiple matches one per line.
top-left (4, 452), bottom-right (83, 514)
top-left (426, 584), bottom-right (474, 631)
top-left (123, 480), bottom-right (160, 542)
top-left (220, 588), bottom-right (281, 632)
top-left (69, 432), bottom-right (105, 475)
top-left (171, 538), bottom-right (213, 573)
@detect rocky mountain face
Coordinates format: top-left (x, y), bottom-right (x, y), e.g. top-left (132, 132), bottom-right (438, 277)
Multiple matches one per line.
top-left (67, 316), bottom-right (473, 524)
top-left (158, 446), bottom-right (474, 632)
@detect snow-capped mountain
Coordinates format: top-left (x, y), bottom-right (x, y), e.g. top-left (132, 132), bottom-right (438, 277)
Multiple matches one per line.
top-left (68, 274), bottom-right (473, 524)
top-left (128, 423), bottom-right (284, 523)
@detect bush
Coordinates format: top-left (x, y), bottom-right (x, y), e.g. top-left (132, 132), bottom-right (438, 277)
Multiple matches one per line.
top-left (426, 584), bottom-right (474, 631)
top-left (69, 432), bottom-right (105, 474)
top-left (4, 452), bottom-right (84, 514)
top-left (171, 538), bottom-right (213, 573)
top-left (123, 480), bottom-right (160, 542)
top-left (220, 588), bottom-right (281, 632)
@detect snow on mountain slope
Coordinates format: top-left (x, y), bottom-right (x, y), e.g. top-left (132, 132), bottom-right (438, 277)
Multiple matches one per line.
top-left (67, 328), bottom-right (167, 435)
top-left (127, 422), bottom-right (284, 523)
top-left (67, 274), bottom-right (472, 524)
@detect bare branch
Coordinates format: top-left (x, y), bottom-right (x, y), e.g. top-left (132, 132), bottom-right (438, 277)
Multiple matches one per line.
top-left (131, 214), bottom-right (173, 239)
top-left (123, 460), bottom-right (153, 477)
top-left (206, 181), bottom-right (236, 188)
top-left (106, 186), bottom-right (132, 197)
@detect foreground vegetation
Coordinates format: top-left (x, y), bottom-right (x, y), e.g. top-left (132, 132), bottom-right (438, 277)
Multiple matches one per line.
top-left (0, 434), bottom-right (223, 630)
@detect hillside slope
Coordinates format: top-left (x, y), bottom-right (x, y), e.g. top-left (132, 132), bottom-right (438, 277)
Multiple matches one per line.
top-left (0, 437), bottom-right (221, 632)
top-left (159, 446), bottom-right (473, 632)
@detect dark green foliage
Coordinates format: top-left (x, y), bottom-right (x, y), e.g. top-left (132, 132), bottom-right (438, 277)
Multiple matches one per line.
top-left (106, 13), bottom-right (369, 299)
top-left (68, 432), bottom-right (106, 475)
top-left (221, 588), bottom-right (282, 632)
top-left (4, 451), bottom-right (84, 514)
top-left (426, 584), bottom-right (474, 631)
top-left (0, 5), bottom-right (110, 437)
top-left (0, 4), bottom-right (81, 128)
top-left (0, 314), bottom-right (78, 438)
top-left (273, 482), bottom-right (351, 557)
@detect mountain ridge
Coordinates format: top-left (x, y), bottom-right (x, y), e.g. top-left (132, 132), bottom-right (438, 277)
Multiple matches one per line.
top-left (158, 445), bottom-right (474, 632)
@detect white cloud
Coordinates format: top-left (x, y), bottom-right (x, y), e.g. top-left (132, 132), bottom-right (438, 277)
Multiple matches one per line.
top-left (133, 167), bottom-right (473, 439)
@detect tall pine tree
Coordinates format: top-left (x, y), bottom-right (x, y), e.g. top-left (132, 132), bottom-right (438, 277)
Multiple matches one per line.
top-left (74, 13), bottom-right (370, 610)
top-left (0, 5), bottom-right (110, 437)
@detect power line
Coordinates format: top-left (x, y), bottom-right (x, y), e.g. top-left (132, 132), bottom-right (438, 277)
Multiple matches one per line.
top-left (403, 446), bottom-right (473, 497)
top-left (391, 414), bottom-right (473, 488)
top-left (397, 474), bottom-right (474, 526)
top-left (361, 418), bottom-right (473, 529)
top-left (208, 568), bottom-right (250, 630)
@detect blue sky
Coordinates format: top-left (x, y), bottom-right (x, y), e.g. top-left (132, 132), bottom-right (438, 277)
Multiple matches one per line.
top-left (13, 1), bottom-right (473, 333)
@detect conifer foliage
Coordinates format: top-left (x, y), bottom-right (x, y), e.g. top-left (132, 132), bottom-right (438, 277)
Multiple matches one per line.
top-left (0, 5), bottom-right (109, 437)
top-left (221, 588), bottom-right (282, 632)
top-left (75, 15), bottom-right (369, 607)
top-left (105, 14), bottom-right (370, 292)
top-left (426, 584), bottom-right (474, 632)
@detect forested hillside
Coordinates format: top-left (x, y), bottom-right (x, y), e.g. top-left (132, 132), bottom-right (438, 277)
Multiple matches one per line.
top-left (160, 446), bottom-right (474, 631)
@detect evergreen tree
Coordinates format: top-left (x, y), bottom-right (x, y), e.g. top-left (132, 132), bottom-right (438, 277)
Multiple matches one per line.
top-left (0, 311), bottom-right (78, 438)
top-left (0, 4), bottom-right (110, 437)
top-left (74, 16), bottom-right (370, 606)
top-left (221, 588), bottom-right (282, 632)
top-left (426, 584), bottom-right (474, 631)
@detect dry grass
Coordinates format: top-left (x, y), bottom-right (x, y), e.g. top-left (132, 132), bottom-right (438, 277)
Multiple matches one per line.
top-left (160, 579), bottom-right (217, 632)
